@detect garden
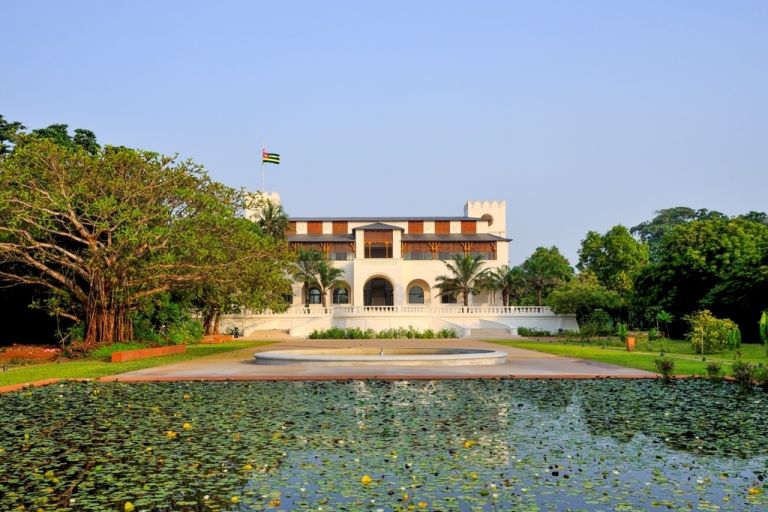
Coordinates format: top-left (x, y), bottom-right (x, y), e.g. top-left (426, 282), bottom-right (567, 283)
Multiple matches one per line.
top-left (1, 379), bottom-right (767, 511)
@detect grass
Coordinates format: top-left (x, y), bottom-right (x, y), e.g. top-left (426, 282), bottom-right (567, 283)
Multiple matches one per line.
top-left (492, 337), bottom-right (768, 376)
top-left (0, 340), bottom-right (272, 387)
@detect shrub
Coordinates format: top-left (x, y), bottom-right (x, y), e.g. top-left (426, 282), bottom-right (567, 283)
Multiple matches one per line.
top-left (705, 361), bottom-right (723, 382)
top-left (654, 357), bottom-right (675, 384)
top-left (754, 364), bottom-right (768, 392)
top-left (648, 328), bottom-right (661, 341)
top-left (731, 360), bottom-right (755, 392)
top-left (308, 327), bottom-right (455, 339)
top-left (726, 327), bottom-right (741, 351)
top-left (685, 310), bottom-right (738, 355)
top-left (437, 328), bottom-right (458, 339)
top-left (759, 311), bottom-right (768, 356)
top-left (518, 327), bottom-right (553, 337)
top-left (616, 323), bottom-right (629, 343)
top-left (90, 342), bottom-right (148, 360)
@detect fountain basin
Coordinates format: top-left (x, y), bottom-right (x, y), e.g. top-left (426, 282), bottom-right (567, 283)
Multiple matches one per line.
top-left (254, 347), bottom-right (507, 366)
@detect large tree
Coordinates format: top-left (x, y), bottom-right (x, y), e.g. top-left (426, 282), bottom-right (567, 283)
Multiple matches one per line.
top-left (0, 138), bottom-right (287, 347)
top-left (255, 199), bottom-right (289, 239)
top-left (435, 254), bottom-right (487, 307)
top-left (577, 225), bottom-right (648, 298)
top-left (0, 115), bottom-right (25, 155)
top-left (189, 218), bottom-right (293, 334)
top-left (291, 249), bottom-right (344, 307)
top-left (630, 207), bottom-right (726, 261)
top-left (520, 246), bottom-right (573, 306)
top-left (547, 271), bottom-right (622, 323)
top-left (633, 217), bottom-right (768, 339)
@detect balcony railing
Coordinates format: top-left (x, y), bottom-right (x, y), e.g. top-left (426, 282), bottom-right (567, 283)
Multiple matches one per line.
top-left (244, 305), bottom-right (553, 316)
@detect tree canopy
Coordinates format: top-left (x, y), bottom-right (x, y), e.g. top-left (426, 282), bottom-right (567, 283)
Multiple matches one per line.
top-left (630, 207), bottom-right (726, 261)
top-left (435, 254), bottom-right (487, 307)
top-left (0, 137), bottom-right (292, 346)
top-left (519, 246), bottom-right (573, 306)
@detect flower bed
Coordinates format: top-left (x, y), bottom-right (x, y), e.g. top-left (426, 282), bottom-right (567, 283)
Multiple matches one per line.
top-left (110, 345), bottom-right (186, 363)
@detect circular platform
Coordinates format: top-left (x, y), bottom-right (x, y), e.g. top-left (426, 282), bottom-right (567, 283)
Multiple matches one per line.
top-left (254, 347), bottom-right (508, 366)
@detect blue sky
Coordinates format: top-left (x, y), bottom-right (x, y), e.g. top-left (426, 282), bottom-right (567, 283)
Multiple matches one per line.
top-left (3, 1), bottom-right (767, 265)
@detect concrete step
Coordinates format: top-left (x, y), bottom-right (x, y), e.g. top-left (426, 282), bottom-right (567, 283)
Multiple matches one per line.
top-left (465, 328), bottom-right (512, 337)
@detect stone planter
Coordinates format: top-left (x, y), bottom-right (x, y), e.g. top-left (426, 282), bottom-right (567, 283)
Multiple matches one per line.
top-left (111, 345), bottom-right (186, 363)
top-left (626, 335), bottom-right (636, 352)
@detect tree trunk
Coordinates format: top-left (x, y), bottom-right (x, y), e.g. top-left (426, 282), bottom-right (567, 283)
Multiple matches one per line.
top-left (502, 291), bottom-right (509, 307)
top-left (213, 314), bottom-right (221, 335)
top-left (83, 304), bottom-right (132, 347)
top-left (536, 288), bottom-right (543, 306)
top-left (203, 309), bottom-right (220, 335)
top-left (463, 290), bottom-right (469, 307)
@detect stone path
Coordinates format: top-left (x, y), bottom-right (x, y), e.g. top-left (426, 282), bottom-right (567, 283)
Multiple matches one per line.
top-left (107, 337), bottom-right (656, 381)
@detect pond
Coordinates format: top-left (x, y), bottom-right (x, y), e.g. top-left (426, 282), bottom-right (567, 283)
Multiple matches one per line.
top-left (0, 379), bottom-right (766, 511)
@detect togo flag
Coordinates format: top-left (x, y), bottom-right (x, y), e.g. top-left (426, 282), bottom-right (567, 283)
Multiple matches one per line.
top-left (262, 150), bottom-right (280, 165)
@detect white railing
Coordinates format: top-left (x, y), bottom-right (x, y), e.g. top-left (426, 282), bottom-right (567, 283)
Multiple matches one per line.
top-left (242, 305), bottom-right (553, 317)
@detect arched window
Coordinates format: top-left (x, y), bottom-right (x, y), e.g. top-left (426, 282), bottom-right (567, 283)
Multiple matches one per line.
top-left (308, 287), bottom-right (321, 305)
top-left (333, 287), bottom-right (349, 304)
top-left (408, 286), bottom-right (425, 304)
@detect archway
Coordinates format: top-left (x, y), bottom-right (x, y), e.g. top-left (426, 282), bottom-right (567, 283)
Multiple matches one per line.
top-left (363, 277), bottom-right (394, 306)
top-left (406, 279), bottom-right (431, 305)
top-left (332, 281), bottom-right (352, 305)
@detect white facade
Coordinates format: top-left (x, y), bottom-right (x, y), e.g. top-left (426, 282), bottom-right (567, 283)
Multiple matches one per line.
top-left (231, 198), bottom-right (579, 337)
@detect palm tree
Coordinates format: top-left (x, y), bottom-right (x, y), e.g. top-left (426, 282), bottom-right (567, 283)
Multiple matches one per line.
top-left (435, 254), bottom-right (487, 307)
top-left (257, 200), bottom-right (289, 239)
top-left (292, 249), bottom-right (323, 306)
top-left (484, 265), bottom-right (526, 307)
top-left (315, 262), bottom-right (345, 307)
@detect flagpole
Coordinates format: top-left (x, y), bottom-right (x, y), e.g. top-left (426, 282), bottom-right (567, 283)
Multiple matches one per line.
top-left (261, 143), bottom-right (265, 192)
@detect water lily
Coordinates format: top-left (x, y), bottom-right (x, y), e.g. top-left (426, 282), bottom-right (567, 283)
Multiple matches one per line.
top-left (183, 393), bottom-right (191, 400)
top-left (230, 496), bottom-right (239, 503)
top-left (242, 463), bottom-right (253, 471)
top-left (418, 501), bottom-right (428, 508)
top-left (748, 487), bottom-right (763, 495)
top-left (44, 470), bottom-right (54, 479)
top-left (463, 439), bottom-right (477, 448)
top-left (124, 502), bottom-right (135, 512)
top-left (165, 431), bottom-right (177, 439)
top-left (182, 422), bottom-right (192, 430)
top-left (361, 474), bottom-right (373, 485)
top-left (268, 497), bottom-right (281, 507)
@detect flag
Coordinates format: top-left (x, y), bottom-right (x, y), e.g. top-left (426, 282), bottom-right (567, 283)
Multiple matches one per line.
top-left (262, 150), bottom-right (280, 165)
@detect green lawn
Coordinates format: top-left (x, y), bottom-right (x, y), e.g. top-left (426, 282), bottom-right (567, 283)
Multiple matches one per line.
top-left (0, 340), bottom-right (272, 387)
top-left (492, 338), bottom-right (768, 376)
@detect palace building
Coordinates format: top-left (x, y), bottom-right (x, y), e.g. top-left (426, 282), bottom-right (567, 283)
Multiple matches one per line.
top-left (229, 195), bottom-right (578, 337)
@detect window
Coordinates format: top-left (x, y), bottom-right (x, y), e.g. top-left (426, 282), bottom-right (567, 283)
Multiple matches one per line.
top-left (365, 243), bottom-right (391, 258)
top-left (408, 286), bottom-right (425, 304)
top-left (404, 252), bottom-right (432, 260)
top-left (330, 252), bottom-right (349, 261)
top-left (308, 288), bottom-right (321, 305)
top-left (441, 293), bottom-right (457, 304)
top-left (333, 287), bottom-right (349, 304)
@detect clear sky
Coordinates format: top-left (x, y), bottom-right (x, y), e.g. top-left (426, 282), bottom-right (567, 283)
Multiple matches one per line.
top-left (3, 1), bottom-right (767, 265)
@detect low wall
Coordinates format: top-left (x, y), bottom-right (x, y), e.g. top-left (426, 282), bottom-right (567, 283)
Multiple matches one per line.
top-left (111, 345), bottom-right (186, 363)
top-left (221, 306), bottom-right (579, 338)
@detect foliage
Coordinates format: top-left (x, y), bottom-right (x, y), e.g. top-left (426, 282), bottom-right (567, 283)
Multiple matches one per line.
top-left (517, 327), bottom-right (553, 337)
top-left (547, 271), bottom-right (621, 323)
top-left (580, 309), bottom-right (614, 340)
top-left (188, 218), bottom-right (293, 334)
top-left (753, 364), bottom-right (768, 392)
top-left (656, 310), bottom-right (674, 337)
top-left (435, 254), bottom-right (487, 307)
top-left (520, 246), bottom-right (574, 306)
top-left (633, 218), bottom-right (768, 339)
top-left (0, 114), bottom-right (25, 155)
top-left (250, 196), bottom-right (289, 239)
top-left (616, 323), bottom-right (629, 343)
top-left (292, 249), bottom-right (344, 307)
top-left (685, 310), bottom-right (738, 355)
top-left (726, 326), bottom-right (742, 351)
top-left (0, 138), bottom-right (287, 348)
top-left (630, 206), bottom-right (727, 261)
top-left (577, 225), bottom-right (648, 297)
top-left (655, 357), bottom-right (675, 384)
top-left (131, 293), bottom-right (203, 345)
top-left (308, 326), bottom-right (458, 339)
top-left (705, 361), bottom-right (723, 382)
top-left (89, 342), bottom-right (148, 360)
top-left (760, 310), bottom-right (768, 356)
top-left (731, 360), bottom-right (755, 392)
top-left (482, 264), bottom-right (526, 306)
top-left (648, 328), bottom-right (661, 341)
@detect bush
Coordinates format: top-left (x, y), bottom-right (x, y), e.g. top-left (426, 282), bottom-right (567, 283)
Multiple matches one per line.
top-left (705, 361), bottom-right (723, 382)
top-left (616, 323), bottom-right (629, 343)
top-left (90, 342), bottom-right (148, 360)
top-left (307, 326), bottom-right (456, 340)
top-left (731, 360), bottom-right (755, 392)
top-left (648, 328), bottom-right (661, 341)
top-left (518, 327), bottom-right (553, 337)
top-left (655, 357), bottom-right (675, 384)
top-left (685, 310), bottom-right (738, 355)
top-left (754, 364), bottom-right (768, 392)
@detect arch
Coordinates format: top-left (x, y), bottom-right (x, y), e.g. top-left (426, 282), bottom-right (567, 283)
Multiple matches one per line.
top-left (332, 281), bottom-right (351, 305)
top-left (363, 276), bottom-right (394, 306)
top-left (308, 287), bottom-right (321, 305)
top-left (406, 279), bottom-right (431, 305)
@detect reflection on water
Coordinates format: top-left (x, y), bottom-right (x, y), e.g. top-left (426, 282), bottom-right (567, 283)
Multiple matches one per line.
top-left (0, 380), bottom-right (766, 511)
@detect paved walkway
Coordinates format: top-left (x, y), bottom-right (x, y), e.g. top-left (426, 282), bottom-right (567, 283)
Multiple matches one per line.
top-left (107, 337), bottom-right (655, 381)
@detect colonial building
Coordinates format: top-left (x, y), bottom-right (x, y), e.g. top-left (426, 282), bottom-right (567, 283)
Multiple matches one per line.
top-left (286, 199), bottom-right (509, 309)
top-left (231, 195), bottom-right (578, 337)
